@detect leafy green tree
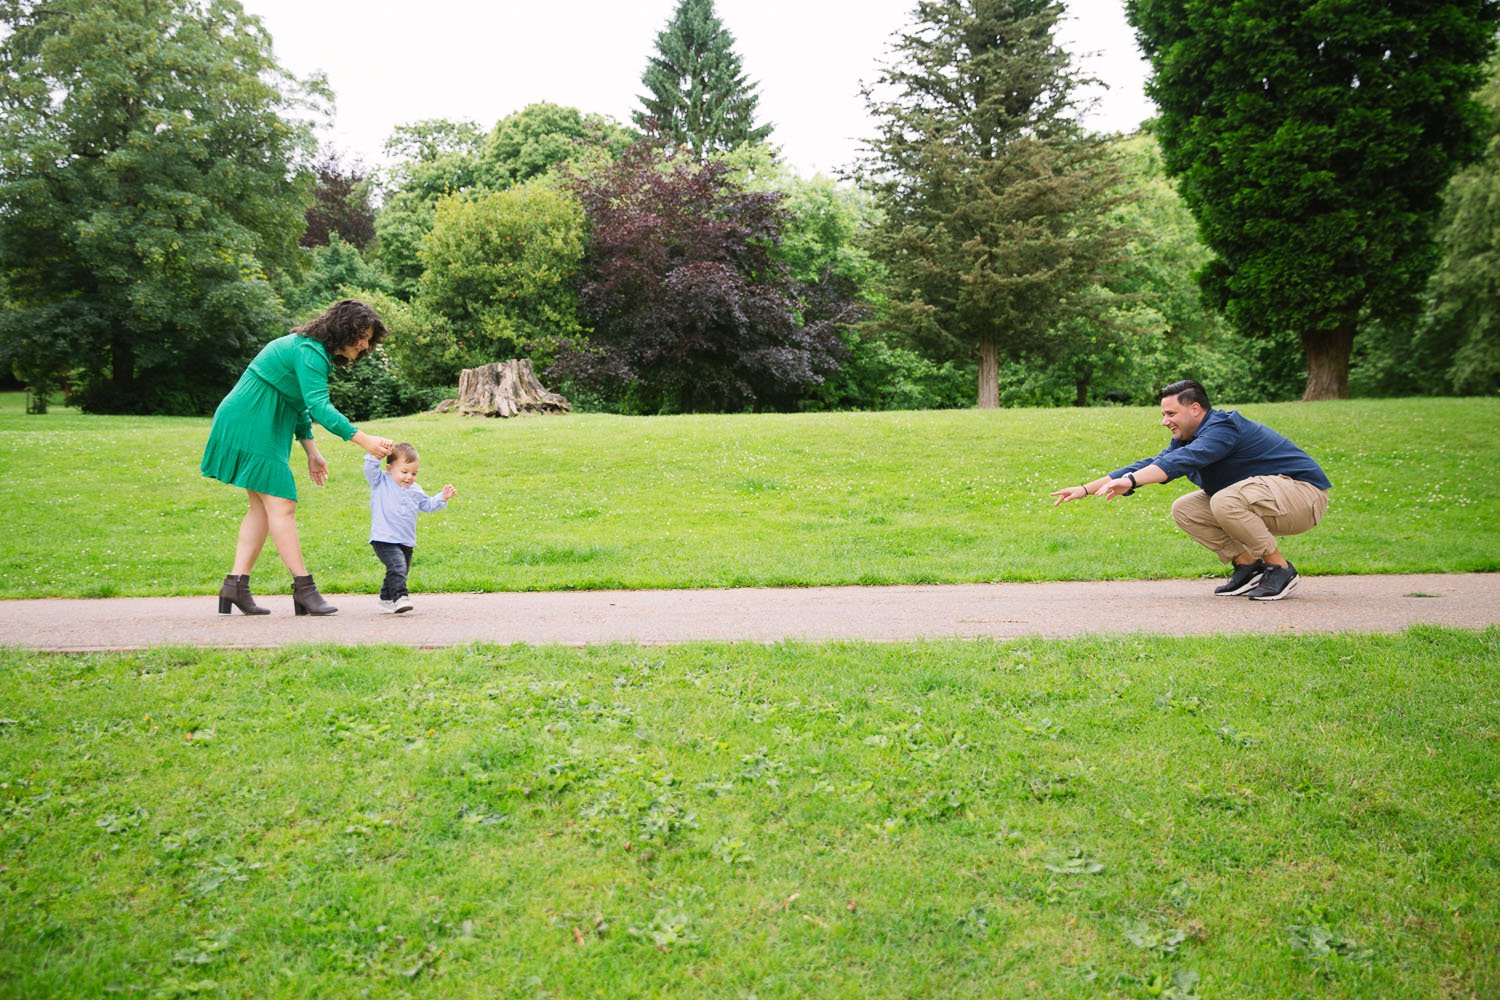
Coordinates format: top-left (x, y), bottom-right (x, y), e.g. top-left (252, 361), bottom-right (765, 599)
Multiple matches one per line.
top-left (1099, 132), bottom-right (1302, 406)
top-left (1415, 57), bottom-right (1500, 396)
top-left (859, 0), bottom-right (1132, 408)
top-left (724, 149), bottom-right (968, 411)
top-left (372, 195), bottom-right (438, 301)
top-left (1102, 135), bottom-right (1220, 389)
top-left (374, 119), bottom-right (486, 298)
top-left (722, 145), bottom-right (877, 332)
top-left (479, 103), bottom-right (635, 189)
top-left (774, 173), bottom-right (880, 297)
top-left (385, 119), bottom-right (487, 164)
top-left (415, 180), bottom-right (587, 376)
top-left (1126, 0), bottom-right (1500, 399)
top-left (284, 235), bottom-right (390, 318)
top-left (633, 0), bottom-right (773, 158)
top-left (377, 110), bottom-right (631, 301)
top-left (0, 0), bottom-right (320, 413)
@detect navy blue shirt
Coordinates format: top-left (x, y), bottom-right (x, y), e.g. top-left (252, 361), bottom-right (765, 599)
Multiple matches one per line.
top-left (1111, 408), bottom-right (1331, 497)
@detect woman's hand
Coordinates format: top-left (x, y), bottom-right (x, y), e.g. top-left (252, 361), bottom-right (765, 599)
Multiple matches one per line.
top-left (307, 451), bottom-right (329, 486)
top-left (353, 431), bottom-right (394, 459)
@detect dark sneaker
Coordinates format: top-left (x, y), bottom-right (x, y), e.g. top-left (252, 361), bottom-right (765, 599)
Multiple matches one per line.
top-left (1214, 559), bottom-right (1266, 596)
top-left (1247, 563), bottom-right (1299, 601)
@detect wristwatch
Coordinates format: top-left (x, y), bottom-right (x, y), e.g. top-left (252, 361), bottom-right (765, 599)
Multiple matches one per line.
top-left (1125, 473), bottom-right (1138, 490)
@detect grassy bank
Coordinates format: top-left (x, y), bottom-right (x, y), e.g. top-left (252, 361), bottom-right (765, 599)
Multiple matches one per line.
top-left (2, 629), bottom-right (1496, 997)
top-left (2, 394), bottom-right (1496, 598)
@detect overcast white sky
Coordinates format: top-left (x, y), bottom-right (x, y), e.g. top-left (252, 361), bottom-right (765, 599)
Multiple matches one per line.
top-left (239, 0), bottom-right (1154, 177)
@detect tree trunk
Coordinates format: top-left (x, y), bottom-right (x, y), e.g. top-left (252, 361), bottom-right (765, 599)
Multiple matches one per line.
top-left (1301, 323), bottom-right (1355, 400)
top-left (436, 359), bottom-right (571, 417)
top-left (1074, 372), bottom-right (1091, 407)
top-left (977, 336), bottom-right (999, 409)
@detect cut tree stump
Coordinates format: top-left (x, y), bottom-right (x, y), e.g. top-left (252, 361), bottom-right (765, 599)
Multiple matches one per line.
top-left (435, 359), bottom-right (571, 418)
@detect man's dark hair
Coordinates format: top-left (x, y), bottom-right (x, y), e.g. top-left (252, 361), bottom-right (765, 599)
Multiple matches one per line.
top-left (1159, 379), bottom-right (1210, 410)
top-left (294, 298), bottom-right (387, 367)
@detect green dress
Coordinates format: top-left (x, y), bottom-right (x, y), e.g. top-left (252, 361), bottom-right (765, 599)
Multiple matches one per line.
top-left (200, 334), bottom-right (359, 500)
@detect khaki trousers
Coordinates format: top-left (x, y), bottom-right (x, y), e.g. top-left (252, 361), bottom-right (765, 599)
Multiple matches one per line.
top-left (1170, 475), bottom-right (1329, 564)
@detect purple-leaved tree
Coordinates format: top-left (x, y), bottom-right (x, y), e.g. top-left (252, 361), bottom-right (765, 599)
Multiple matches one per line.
top-left (555, 145), bottom-right (846, 412)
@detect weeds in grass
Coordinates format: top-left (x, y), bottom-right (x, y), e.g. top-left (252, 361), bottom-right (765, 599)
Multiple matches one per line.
top-left (1, 629), bottom-right (1496, 996)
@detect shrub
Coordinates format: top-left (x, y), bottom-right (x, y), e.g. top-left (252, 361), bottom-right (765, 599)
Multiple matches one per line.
top-left (810, 333), bottom-right (973, 411)
top-left (327, 347), bottom-right (446, 422)
top-left (416, 180), bottom-right (586, 374)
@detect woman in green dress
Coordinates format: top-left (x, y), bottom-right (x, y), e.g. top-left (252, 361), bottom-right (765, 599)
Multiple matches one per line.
top-left (201, 299), bottom-right (395, 616)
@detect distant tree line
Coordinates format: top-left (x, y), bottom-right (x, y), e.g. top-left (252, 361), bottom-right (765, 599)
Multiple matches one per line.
top-left (1, 0), bottom-right (1496, 417)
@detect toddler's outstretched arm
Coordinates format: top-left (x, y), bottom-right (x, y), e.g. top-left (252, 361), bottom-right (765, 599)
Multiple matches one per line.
top-left (415, 483), bottom-right (454, 512)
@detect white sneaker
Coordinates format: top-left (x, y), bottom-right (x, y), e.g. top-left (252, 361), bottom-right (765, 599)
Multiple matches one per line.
top-left (377, 598), bottom-right (400, 613)
top-left (394, 595), bottom-right (414, 613)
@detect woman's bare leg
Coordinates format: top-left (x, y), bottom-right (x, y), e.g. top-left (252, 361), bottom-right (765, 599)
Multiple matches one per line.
top-left (231, 491), bottom-right (269, 575)
top-left (255, 491), bottom-right (308, 578)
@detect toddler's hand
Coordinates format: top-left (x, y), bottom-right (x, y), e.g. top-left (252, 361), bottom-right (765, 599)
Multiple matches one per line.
top-left (440, 484), bottom-right (457, 501)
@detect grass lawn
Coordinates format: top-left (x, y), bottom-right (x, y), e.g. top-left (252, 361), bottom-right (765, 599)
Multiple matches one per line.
top-left (0, 394), bottom-right (1496, 598)
top-left (1, 630), bottom-right (1496, 997)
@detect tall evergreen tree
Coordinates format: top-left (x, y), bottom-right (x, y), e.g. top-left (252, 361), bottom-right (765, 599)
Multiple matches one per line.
top-left (0, 0), bottom-right (319, 414)
top-left (1127, 0), bottom-right (1500, 400)
top-left (633, 0), bottom-right (773, 159)
top-left (859, 0), bottom-right (1130, 407)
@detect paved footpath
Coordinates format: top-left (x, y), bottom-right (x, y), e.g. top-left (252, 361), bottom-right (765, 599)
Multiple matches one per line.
top-left (1, 573), bottom-right (1497, 652)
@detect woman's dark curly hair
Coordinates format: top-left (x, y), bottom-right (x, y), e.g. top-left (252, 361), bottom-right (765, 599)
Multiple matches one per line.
top-left (293, 298), bottom-right (388, 366)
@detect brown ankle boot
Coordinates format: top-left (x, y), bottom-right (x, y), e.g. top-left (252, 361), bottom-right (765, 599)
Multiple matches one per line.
top-left (291, 575), bottom-right (337, 616)
top-left (218, 574), bottom-right (271, 615)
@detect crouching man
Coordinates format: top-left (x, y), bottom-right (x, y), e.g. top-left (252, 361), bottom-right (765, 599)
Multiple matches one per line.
top-left (1049, 379), bottom-right (1331, 601)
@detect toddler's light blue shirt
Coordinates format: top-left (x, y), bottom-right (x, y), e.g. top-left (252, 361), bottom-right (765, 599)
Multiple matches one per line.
top-left (365, 455), bottom-right (447, 546)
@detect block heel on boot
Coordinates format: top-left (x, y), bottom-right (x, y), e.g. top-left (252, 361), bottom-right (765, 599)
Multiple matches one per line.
top-left (292, 575), bottom-right (337, 616)
top-left (218, 574), bottom-right (270, 615)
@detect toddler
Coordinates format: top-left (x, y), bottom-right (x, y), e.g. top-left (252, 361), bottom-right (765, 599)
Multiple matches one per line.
top-left (363, 443), bottom-right (456, 612)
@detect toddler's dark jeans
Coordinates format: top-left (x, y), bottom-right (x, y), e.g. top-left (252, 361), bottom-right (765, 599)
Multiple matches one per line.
top-left (371, 541), bottom-right (414, 601)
